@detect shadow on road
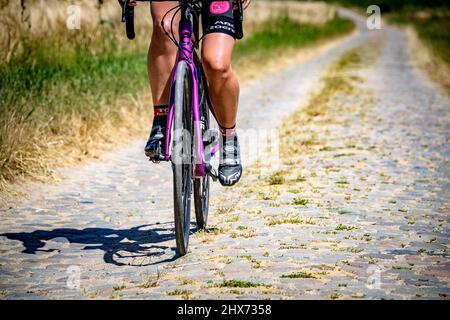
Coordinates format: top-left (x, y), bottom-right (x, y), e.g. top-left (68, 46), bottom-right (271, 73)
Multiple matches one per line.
top-left (0, 223), bottom-right (189, 266)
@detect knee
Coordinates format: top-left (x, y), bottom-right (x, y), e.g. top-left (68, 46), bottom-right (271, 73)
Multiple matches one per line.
top-left (202, 53), bottom-right (231, 78)
top-left (151, 17), bottom-right (171, 40)
top-left (150, 14), bottom-right (176, 53)
top-left (152, 15), bottom-right (171, 36)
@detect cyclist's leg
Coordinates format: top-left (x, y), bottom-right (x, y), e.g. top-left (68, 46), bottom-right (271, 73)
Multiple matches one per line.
top-left (148, 1), bottom-right (179, 105)
top-left (145, 1), bottom-right (179, 160)
top-left (201, 34), bottom-right (239, 129)
top-left (202, 33), bottom-right (242, 186)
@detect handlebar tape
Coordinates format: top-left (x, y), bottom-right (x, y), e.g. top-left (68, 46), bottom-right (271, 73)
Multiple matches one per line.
top-left (125, 5), bottom-right (135, 40)
top-left (234, 0), bottom-right (244, 40)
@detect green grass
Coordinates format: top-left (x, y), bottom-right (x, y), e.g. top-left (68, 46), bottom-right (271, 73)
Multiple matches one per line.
top-left (267, 170), bottom-right (286, 185)
top-left (167, 289), bottom-right (192, 296)
top-left (268, 217), bottom-right (316, 226)
top-left (281, 271), bottom-right (317, 279)
top-left (233, 15), bottom-right (354, 63)
top-left (390, 12), bottom-right (450, 66)
top-left (324, 0), bottom-right (447, 12)
top-left (329, 293), bottom-right (342, 300)
top-left (291, 197), bottom-right (309, 206)
top-left (113, 284), bottom-right (127, 291)
top-left (325, 1), bottom-right (449, 68)
top-left (335, 224), bottom-right (357, 231)
top-left (0, 14), bottom-right (354, 191)
top-left (0, 36), bottom-right (149, 190)
top-left (218, 280), bottom-right (265, 288)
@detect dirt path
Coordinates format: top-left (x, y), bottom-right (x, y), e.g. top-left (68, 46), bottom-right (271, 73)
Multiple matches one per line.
top-left (0, 10), bottom-right (449, 300)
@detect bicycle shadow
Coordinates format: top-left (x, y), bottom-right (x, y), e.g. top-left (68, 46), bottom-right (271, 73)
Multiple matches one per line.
top-left (0, 223), bottom-right (195, 267)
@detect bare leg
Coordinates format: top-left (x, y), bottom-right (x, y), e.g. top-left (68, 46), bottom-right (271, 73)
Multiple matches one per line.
top-left (201, 33), bottom-right (239, 128)
top-left (148, 1), bottom-right (179, 105)
top-left (144, 2), bottom-right (179, 160)
top-left (202, 33), bottom-right (242, 187)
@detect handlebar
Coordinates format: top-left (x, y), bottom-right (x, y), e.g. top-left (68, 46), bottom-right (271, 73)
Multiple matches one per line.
top-left (234, 0), bottom-right (244, 40)
top-left (121, 0), bottom-right (151, 40)
top-left (121, 0), bottom-right (244, 41)
top-left (121, 0), bottom-right (135, 40)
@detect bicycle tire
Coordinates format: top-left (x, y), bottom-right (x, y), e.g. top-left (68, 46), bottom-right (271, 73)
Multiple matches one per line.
top-left (172, 61), bottom-right (194, 256)
top-left (194, 65), bottom-right (210, 229)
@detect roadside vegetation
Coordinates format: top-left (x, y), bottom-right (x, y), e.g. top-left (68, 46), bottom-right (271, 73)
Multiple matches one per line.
top-left (325, 0), bottom-right (450, 92)
top-left (0, 2), bottom-right (354, 193)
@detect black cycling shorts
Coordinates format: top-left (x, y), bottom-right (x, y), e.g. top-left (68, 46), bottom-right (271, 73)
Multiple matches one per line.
top-left (202, 0), bottom-right (236, 39)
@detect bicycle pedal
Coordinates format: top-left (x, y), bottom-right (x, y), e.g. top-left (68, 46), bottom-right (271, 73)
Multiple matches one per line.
top-left (205, 163), bottom-right (218, 182)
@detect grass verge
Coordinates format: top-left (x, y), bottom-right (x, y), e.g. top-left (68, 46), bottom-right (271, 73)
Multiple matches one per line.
top-left (0, 14), bottom-right (354, 194)
top-left (390, 10), bottom-right (450, 93)
top-left (325, 0), bottom-right (450, 92)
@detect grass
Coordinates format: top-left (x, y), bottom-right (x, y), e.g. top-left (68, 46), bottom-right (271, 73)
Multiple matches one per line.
top-left (113, 284), bottom-right (127, 291)
top-left (326, 0), bottom-right (450, 91)
top-left (256, 190), bottom-right (279, 201)
top-left (233, 15), bottom-right (354, 62)
top-left (390, 9), bottom-right (450, 93)
top-left (329, 293), bottom-right (342, 300)
top-left (291, 197), bottom-right (309, 206)
top-left (167, 289), bottom-right (192, 296)
top-left (0, 34), bottom-right (150, 191)
top-left (218, 280), bottom-right (265, 288)
top-left (0, 12), bottom-right (354, 192)
top-left (268, 217), bottom-right (316, 226)
top-left (140, 272), bottom-right (162, 289)
top-left (324, 0), bottom-right (447, 12)
top-left (279, 44), bottom-right (372, 162)
top-left (335, 224), bottom-right (357, 231)
top-left (267, 171), bottom-right (286, 185)
top-left (280, 271), bottom-right (317, 279)
top-left (230, 226), bottom-right (257, 239)
top-left (391, 13), bottom-right (450, 65)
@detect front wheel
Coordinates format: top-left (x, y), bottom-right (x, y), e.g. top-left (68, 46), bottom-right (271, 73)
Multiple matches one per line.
top-left (172, 61), bottom-right (194, 256)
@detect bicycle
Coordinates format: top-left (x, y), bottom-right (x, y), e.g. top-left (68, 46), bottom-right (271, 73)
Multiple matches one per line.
top-left (121, 0), bottom-right (244, 255)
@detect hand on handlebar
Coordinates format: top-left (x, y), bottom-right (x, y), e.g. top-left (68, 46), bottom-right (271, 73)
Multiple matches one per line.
top-left (118, 0), bottom-right (137, 8)
top-left (242, 0), bottom-right (252, 10)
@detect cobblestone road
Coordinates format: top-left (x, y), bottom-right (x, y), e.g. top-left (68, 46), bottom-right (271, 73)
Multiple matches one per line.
top-left (0, 10), bottom-right (449, 299)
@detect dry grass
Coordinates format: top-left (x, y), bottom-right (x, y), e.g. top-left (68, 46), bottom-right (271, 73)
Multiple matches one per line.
top-left (245, 0), bottom-right (336, 33)
top-left (0, 95), bottom-right (150, 193)
top-left (405, 26), bottom-right (450, 94)
top-left (0, 0), bottom-right (335, 64)
top-left (0, 1), bottom-right (345, 195)
top-left (0, 0), bottom-right (153, 63)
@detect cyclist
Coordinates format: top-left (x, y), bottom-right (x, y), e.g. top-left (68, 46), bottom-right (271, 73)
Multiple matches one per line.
top-left (119, 0), bottom-right (251, 186)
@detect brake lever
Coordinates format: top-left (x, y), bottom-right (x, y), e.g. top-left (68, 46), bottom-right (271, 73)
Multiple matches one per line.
top-left (121, 0), bottom-right (128, 22)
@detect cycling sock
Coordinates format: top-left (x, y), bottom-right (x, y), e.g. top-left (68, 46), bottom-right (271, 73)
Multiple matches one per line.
top-left (219, 123), bottom-right (237, 137)
top-left (154, 105), bottom-right (169, 118)
top-left (152, 105), bottom-right (169, 128)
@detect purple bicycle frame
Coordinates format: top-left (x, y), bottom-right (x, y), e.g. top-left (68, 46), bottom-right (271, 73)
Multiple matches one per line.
top-left (164, 3), bottom-right (219, 177)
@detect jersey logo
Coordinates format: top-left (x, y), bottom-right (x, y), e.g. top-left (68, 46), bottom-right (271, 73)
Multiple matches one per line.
top-left (210, 1), bottom-right (230, 15)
